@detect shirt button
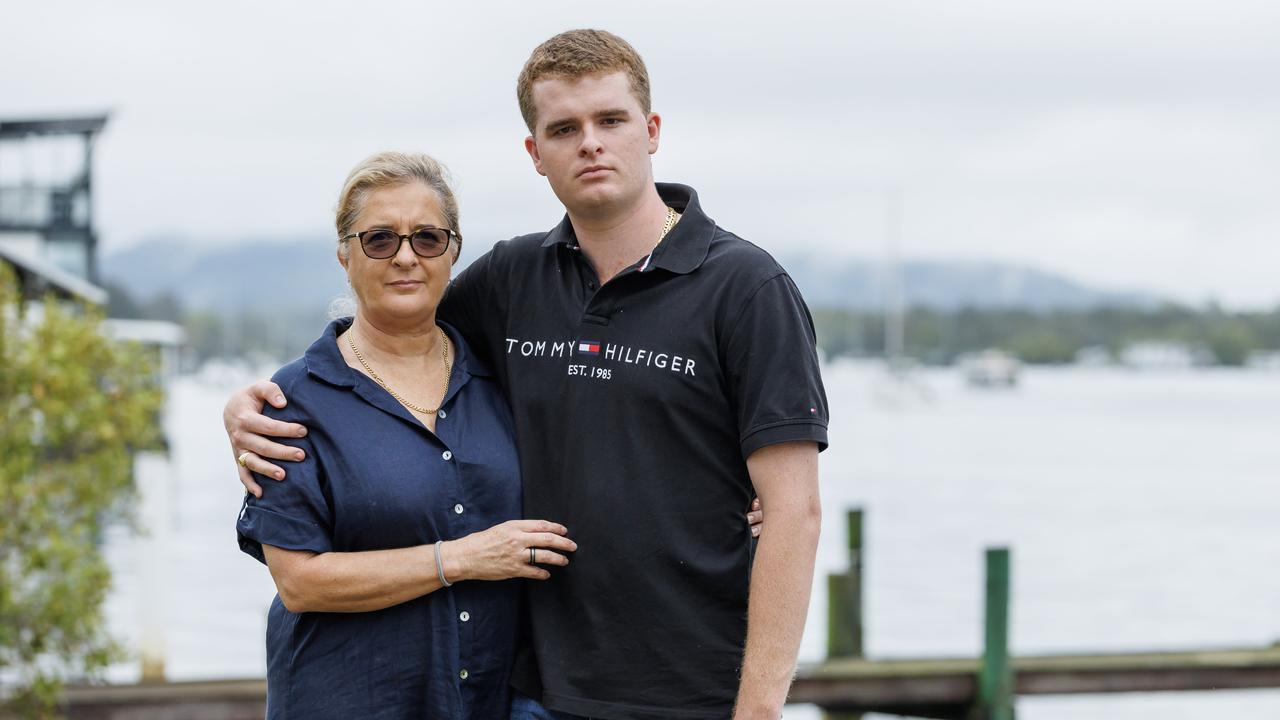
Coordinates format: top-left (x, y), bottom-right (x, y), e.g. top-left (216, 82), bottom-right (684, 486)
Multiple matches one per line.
top-left (459, 611), bottom-right (470, 622)
top-left (442, 451), bottom-right (453, 461)
top-left (459, 669), bottom-right (469, 680)
top-left (437, 409), bottom-right (447, 419)
top-left (453, 504), bottom-right (464, 514)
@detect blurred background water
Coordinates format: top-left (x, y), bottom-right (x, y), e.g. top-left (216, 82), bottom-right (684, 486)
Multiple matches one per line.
top-left (100, 360), bottom-right (1280, 718)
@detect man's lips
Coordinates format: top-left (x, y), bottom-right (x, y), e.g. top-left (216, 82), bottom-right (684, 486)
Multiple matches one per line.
top-left (577, 165), bottom-right (611, 178)
top-left (386, 279), bottom-right (424, 287)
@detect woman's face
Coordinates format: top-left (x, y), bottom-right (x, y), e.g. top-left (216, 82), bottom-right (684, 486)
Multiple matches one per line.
top-left (339, 182), bottom-right (454, 327)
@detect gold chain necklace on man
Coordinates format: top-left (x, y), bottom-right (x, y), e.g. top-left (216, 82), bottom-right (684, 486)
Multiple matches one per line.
top-left (347, 326), bottom-right (452, 415)
top-left (656, 205), bottom-right (678, 249)
top-left (636, 205), bottom-right (679, 268)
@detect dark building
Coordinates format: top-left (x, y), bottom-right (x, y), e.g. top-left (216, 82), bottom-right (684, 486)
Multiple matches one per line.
top-left (0, 114), bottom-right (109, 302)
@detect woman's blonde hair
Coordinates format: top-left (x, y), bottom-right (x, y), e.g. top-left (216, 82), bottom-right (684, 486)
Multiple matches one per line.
top-left (335, 151), bottom-right (461, 261)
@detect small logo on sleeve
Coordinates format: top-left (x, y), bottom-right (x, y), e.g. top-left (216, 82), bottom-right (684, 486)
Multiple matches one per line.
top-left (577, 340), bottom-right (601, 356)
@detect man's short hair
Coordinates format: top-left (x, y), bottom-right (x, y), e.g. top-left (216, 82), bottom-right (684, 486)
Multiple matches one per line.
top-left (517, 29), bottom-right (652, 133)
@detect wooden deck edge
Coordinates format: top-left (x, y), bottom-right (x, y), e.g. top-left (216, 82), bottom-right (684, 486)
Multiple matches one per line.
top-left (790, 645), bottom-right (1280, 706)
top-left (61, 678), bottom-right (267, 705)
top-left (799, 646), bottom-right (1280, 679)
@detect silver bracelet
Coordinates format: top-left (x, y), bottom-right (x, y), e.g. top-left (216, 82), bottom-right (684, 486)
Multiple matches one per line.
top-left (434, 540), bottom-right (453, 587)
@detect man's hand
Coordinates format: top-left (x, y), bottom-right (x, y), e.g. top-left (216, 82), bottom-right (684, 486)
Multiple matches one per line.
top-left (224, 380), bottom-right (308, 497)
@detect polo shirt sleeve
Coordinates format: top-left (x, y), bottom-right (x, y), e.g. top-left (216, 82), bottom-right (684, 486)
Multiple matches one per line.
top-left (441, 247), bottom-right (505, 364)
top-left (724, 272), bottom-right (830, 460)
top-left (236, 405), bottom-right (333, 564)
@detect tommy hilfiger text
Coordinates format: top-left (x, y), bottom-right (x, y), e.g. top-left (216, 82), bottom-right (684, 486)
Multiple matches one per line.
top-left (504, 337), bottom-right (698, 376)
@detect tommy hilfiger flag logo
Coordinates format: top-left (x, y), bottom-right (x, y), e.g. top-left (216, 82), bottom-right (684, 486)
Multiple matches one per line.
top-left (577, 340), bottom-right (601, 356)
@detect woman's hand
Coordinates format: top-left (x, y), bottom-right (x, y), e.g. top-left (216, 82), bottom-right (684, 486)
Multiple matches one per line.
top-left (747, 497), bottom-right (763, 538)
top-left (224, 379), bottom-right (309, 497)
top-left (442, 520), bottom-right (577, 582)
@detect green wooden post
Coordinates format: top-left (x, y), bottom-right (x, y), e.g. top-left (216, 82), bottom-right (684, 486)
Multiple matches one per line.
top-left (824, 509), bottom-right (864, 720)
top-left (973, 547), bottom-right (1015, 720)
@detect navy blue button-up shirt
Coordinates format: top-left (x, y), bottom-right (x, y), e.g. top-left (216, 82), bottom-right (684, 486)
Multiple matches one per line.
top-left (237, 318), bottom-right (521, 720)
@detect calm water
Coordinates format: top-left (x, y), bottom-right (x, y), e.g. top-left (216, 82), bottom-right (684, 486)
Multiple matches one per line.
top-left (103, 363), bottom-right (1280, 718)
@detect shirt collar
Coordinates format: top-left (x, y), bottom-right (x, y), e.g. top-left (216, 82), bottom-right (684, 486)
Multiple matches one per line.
top-left (539, 182), bottom-right (714, 275)
top-left (303, 316), bottom-right (491, 390)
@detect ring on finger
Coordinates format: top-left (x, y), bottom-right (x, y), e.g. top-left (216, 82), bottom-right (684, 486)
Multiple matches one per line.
top-left (529, 548), bottom-right (536, 565)
top-left (237, 452), bottom-right (251, 468)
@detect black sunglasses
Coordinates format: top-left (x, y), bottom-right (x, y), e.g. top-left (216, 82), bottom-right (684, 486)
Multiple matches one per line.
top-left (341, 227), bottom-right (462, 260)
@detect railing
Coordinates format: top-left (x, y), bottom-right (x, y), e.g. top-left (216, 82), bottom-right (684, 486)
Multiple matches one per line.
top-left (789, 508), bottom-right (1280, 719)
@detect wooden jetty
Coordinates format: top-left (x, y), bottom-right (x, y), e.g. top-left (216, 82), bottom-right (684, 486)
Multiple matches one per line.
top-left (789, 509), bottom-right (1280, 719)
top-left (791, 647), bottom-right (1280, 718)
top-left (48, 679), bottom-right (265, 720)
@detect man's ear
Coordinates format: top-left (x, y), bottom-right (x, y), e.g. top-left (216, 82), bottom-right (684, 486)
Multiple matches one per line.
top-left (646, 112), bottom-right (661, 155)
top-left (337, 244), bottom-right (349, 272)
top-left (525, 135), bottom-right (547, 176)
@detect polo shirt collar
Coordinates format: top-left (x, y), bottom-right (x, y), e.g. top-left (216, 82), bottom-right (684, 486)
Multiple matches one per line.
top-left (539, 182), bottom-right (714, 275)
top-left (304, 316), bottom-right (491, 392)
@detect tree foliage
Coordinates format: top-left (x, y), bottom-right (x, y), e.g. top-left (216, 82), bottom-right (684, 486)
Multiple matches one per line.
top-left (0, 266), bottom-right (163, 717)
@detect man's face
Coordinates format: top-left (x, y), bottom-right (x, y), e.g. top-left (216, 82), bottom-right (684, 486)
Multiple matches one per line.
top-left (524, 71), bottom-right (660, 220)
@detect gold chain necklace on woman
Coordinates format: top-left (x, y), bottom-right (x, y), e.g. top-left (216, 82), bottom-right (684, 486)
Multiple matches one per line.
top-left (347, 326), bottom-right (452, 415)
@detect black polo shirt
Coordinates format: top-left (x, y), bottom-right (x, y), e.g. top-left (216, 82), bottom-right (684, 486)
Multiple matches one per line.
top-left (440, 183), bottom-right (828, 720)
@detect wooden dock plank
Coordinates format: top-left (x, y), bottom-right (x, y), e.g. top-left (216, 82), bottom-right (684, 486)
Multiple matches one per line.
top-left (43, 679), bottom-right (267, 720)
top-left (789, 646), bottom-right (1280, 713)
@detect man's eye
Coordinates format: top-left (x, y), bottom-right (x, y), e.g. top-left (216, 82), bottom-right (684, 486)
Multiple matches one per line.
top-left (555, 126), bottom-right (575, 136)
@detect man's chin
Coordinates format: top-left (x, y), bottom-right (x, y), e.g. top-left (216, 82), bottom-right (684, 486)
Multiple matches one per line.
top-left (556, 181), bottom-right (630, 217)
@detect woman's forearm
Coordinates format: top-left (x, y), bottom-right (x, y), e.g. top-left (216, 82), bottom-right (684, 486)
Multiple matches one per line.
top-left (265, 542), bottom-right (457, 613)
top-left (262, 518), bottom-right (575, 613)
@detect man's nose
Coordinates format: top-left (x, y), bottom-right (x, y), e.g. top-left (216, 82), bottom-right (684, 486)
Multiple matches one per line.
top-left (578, 126), bottom-right (603, 156)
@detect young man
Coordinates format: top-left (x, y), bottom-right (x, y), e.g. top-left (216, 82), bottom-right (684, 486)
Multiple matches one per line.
top-left (227, 30), bottom-right (826, 720)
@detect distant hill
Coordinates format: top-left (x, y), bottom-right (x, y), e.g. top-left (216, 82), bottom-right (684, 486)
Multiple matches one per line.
top-left (102, 236), bottom-right (349, 316)
top-left (778, 256), bottom-right (1162, 311)
top-left (103, 238), bottom-right (1163, 316)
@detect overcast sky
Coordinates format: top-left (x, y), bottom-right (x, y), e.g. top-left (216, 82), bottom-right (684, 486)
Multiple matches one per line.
top-left (2, 0), bottom-right (1278, 307)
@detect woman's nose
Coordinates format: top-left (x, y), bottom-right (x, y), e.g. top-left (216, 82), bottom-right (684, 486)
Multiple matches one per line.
top-left (391, 236), bottom-right (418, 267)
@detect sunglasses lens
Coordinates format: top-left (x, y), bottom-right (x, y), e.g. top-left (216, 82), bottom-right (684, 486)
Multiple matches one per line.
top-left (361, 230), bottom-right (400, 258)
top-left (410, 228), bottom-right (449, 257)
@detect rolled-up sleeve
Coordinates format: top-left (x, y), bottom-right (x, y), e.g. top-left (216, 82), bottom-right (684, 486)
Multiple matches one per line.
top-left (235, 409), bottom-right (333, 564)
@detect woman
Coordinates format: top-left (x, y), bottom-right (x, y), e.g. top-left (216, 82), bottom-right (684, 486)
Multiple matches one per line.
top-left (235, 151), bottom-right (576, 718)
